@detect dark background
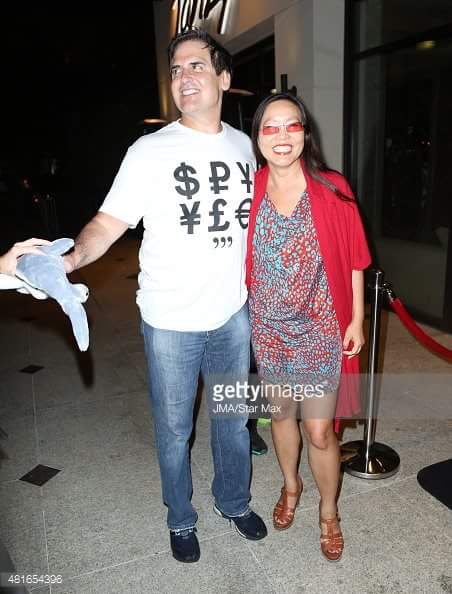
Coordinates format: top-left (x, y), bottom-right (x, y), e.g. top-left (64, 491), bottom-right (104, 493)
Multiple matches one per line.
top-left (0, 8), bottom-right (159, 249)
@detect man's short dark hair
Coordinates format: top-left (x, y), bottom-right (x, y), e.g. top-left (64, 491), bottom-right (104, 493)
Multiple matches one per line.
top-left (168, 29), bottom-right (233, 76)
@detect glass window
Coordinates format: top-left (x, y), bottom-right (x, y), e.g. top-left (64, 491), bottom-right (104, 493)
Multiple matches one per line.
top-left (351, 38), bottom-right (452, 321)
top-left (354, 0), bottom-right (452, 53)
top-left (222, 37), bottom-right (275, 135)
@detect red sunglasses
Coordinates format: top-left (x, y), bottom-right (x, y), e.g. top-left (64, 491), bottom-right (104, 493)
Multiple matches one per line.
top-left (261, 121), bottom-right (305, 135)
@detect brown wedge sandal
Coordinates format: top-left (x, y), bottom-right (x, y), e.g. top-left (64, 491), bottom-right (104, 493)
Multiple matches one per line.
top-left (319, 514), bottom-right (344, 562)
top-left (272, 477), bottom-right (303, 531)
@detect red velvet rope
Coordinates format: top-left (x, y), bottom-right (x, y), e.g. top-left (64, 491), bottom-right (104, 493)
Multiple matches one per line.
top-left (389, 297), bottom-right (452, 361)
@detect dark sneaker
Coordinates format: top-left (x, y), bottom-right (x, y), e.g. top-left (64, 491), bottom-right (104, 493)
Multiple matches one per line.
top-left (169, 527), bottom-right (200, 563)
top-left (213, 506), bottom-right (268, 540)
top-left (250, 430), bottom-right (268, 456)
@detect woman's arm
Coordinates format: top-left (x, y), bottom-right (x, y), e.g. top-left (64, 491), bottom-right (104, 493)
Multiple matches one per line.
top-left (0, 238), bottom-right (50, 276)
top-left (342, 269), bottom-right (365, 358)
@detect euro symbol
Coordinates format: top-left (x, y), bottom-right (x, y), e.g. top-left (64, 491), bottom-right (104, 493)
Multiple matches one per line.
top-left (235, 198), bottom-right (251, 229)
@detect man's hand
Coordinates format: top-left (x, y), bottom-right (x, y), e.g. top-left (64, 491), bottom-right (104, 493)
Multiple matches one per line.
top-left (63, 252), bottom-right (77, 274)
top-left (0, 238), bottom-right (50, 276)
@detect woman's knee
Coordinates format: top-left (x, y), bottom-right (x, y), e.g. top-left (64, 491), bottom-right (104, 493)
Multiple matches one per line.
top-left (303, 422), bottom-right (334, 450)
top-left (271, 415), bottom-right (297, 430)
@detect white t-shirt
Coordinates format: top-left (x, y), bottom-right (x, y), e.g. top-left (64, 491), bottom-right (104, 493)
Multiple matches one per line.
top-left (100, 120), bottom-right (255, 331)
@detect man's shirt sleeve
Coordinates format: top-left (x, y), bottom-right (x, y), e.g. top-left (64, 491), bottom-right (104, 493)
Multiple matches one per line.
top-left (99, 142), bottom-right (151, 228)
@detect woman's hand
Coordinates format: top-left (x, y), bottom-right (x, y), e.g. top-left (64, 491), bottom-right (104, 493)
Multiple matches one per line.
top-left (343, 319), bottom-right (365, 358)
top-left (0, 238), bottom-right (50, 276)
top-left (344, 269), bottom-right (366, 358)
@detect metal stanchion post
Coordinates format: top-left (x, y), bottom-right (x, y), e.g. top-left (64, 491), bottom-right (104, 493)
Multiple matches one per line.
top-left (341, 269), bottom-right (400, 479)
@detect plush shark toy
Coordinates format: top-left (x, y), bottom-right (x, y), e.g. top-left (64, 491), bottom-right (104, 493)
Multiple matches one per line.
top-left (10, 238), bottom-right (90, 351)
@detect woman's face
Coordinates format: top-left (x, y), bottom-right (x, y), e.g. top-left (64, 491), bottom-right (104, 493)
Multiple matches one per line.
top-left (257, 99), bottom-right (305, 169)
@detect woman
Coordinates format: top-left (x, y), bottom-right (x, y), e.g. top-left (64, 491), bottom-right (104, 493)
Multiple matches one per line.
top-left (246, 93), bottom-right (371, 561)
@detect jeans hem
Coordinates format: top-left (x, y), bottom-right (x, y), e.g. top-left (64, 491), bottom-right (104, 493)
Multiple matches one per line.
top-left (215, 503), bottom-right (251, 518)
top-left (168, 523), bottom-right (197, 533)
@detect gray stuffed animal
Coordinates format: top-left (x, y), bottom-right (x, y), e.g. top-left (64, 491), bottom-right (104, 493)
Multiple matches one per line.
top-left (15, 238), bottom-right (89, 351)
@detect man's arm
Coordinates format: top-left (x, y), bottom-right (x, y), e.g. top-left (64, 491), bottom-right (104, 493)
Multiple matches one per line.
top-left (64, 212), bottom-right (129, 273)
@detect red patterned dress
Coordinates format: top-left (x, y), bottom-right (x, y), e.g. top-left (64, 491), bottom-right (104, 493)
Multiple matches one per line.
top-left (249, 191), bottom-right (342, 392)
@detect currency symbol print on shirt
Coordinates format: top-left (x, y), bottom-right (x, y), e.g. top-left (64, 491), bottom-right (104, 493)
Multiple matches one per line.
top-left (174, 160), bottom-right (253, 242)
top-left (174, 162), bottom-right (200, 199)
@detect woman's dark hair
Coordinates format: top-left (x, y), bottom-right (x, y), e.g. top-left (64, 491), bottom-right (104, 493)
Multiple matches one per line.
top-left (251, 92), bottom-right (352, 201)
top-left (168, 29), bottom-right (233, 76)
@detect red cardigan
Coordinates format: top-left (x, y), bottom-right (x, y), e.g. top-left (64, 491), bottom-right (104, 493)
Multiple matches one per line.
top-left (246, 162), bottom-right (372, 427)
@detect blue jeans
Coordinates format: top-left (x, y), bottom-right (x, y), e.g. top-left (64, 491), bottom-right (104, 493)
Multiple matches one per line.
top-left (142, 304), bottom-right (251, 530)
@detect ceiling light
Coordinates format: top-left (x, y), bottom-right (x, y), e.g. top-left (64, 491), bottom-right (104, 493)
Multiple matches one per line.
top-left (416, 40), bottom-right (435, 50)
top-left (143, 118), bottom-right (168, 124)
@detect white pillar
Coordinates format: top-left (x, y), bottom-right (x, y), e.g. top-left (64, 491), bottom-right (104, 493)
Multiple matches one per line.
top-left (275, 0), bottom-right (345, 170)
top-left (153, 0), bottom-right (179, 122)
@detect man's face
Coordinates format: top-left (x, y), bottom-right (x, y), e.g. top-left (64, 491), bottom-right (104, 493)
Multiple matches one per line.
top-left (170, 40), bottom-right (231, 125)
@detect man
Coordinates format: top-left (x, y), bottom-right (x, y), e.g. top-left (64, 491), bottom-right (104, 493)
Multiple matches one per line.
top-left (61, 29), bottom-right (267, 562)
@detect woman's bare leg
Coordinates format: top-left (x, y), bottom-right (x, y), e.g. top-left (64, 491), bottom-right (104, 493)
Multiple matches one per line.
top-left (268, 384), bottom-right (302, 505)
top-left (302, 416), bottom-right (340, 521)
top-left (271, 417), bottom-right (302, 504)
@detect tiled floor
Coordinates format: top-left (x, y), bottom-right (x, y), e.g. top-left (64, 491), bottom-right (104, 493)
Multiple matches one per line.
top-left (1, 239), bottom-right (451, 594)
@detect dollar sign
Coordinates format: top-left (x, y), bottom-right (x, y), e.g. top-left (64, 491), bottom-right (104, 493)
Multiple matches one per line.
top-left (174, 162), bottom-right (200, 200)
